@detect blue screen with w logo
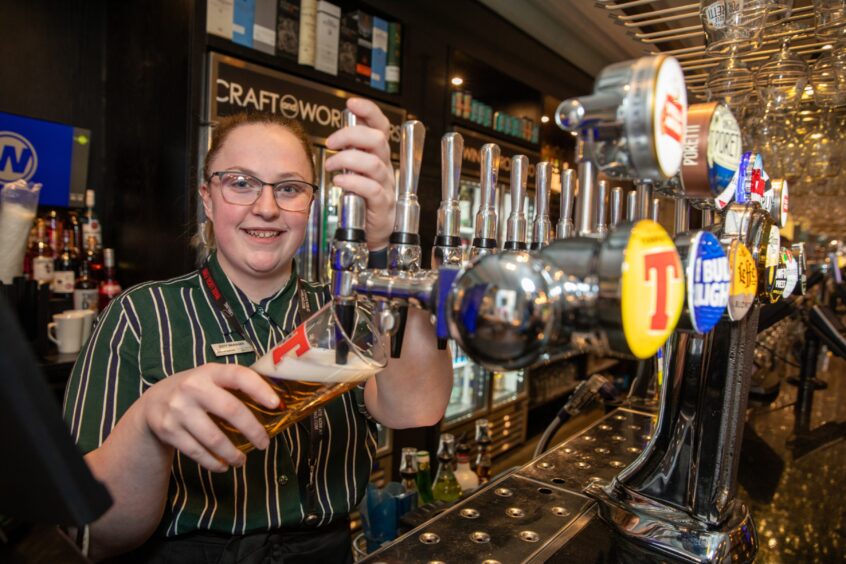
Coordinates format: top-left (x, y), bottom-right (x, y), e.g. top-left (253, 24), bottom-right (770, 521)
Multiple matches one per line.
top-left (0, 112), bottom-right (90, 207)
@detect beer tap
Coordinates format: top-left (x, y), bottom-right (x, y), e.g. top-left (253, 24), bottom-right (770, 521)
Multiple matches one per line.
top-left (555, 168), bottom-right (576, 239)
top-left (503, 155), bottom-right (529, 251)
top-left (469, 144), bottom-right (500, 260)
top-left (530, 162), bottom-right (552, 250)
top-left (609, 186), bottom-right (623, 229)
top-left (331, 109), bottom-right (369, 365)
top-left (673, 197), bottom-right (689, 235)
top-left (625, 190), bottom-right (637, 222)
top-left (431, 132), bottom-right (464, 269)
top-left (388, 120), bottom-right (426, 359)
top-left (574, 139), bottom-right (597, 236)
top-left (595, 180), bottom-right (609, 235)
top-left (649, 197), bottom-right (661, 223)
top-left (432, 132), bottom-right (464, 350)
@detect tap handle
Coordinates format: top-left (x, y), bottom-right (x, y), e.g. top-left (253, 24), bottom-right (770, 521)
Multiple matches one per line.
top-left (556, 168), bottom-right (576, 238)
top-left (394, 120), bottom-right (426, 236)
top-left (651, 197), bottom-right (661, 223)
top-left (626, 190), bottom-right (637, 222)
top-left (532, 162), bottom-right (552, 247)
top-left (474, 143), bottom-right (501, 245)
top-left (596, 180), bottom-right (608, 234)
top-left (610, 187), bottom-right (623, 228)
top-left (441, 132), bottom-right (463, 203)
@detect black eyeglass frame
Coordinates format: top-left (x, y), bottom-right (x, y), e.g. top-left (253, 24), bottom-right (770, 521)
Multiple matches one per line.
top-left (207, 170), bottom-right (318, 212)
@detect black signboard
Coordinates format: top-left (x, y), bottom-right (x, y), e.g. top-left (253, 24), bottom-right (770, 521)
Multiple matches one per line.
top-left (207, 53), bottom-right (406, 157)
top-left (453, 126), bottom-right (540, 188)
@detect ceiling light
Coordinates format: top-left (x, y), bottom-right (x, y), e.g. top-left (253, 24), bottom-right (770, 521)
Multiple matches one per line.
top-left (451, 77), bottom-right (464, 86)
top-left (541, 115), bottom-right (550, 123)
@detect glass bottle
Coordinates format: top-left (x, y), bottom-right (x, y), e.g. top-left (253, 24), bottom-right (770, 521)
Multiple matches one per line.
top-left (82, 189), bottom-right (102, 249)
top-left (415, 451), bottom-right (434, 504)
top-left (67, 210), bottom-right (83, 257)
top-left (432, 434), bottom-right (462, 503)
top-left (454, 446), bottom-right (479, 494)
top-left (475, 418), bottom-right (492, 485)
top-left (74, 259), bottom-right (99, 312)
top-left (84, 235), bottom-right (104, 281)
top-left (29, 219), bottom-right (54, 285)
top-left (98, 248), bottom-right (122, 310)
top-left (53, 229), bottom-right (79, 295)
top-left (399, 447), bottom-right (419, 497)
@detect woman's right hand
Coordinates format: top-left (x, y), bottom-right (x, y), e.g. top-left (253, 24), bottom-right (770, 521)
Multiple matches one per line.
top-left (139, 363), bottom-right (280, 472)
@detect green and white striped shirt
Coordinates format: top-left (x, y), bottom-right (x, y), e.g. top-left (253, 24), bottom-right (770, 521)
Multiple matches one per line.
top-left (62, 253), bottom-right (377, 537)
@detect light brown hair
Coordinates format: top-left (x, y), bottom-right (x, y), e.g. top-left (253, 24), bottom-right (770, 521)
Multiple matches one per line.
top-left (196, 113), bottom-right (316, 255)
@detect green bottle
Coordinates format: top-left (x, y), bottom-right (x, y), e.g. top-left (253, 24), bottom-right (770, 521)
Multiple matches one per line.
top-left (432, 434), bottom-right (462, 503)
top-left (415, 451), bottom-right (434, 504)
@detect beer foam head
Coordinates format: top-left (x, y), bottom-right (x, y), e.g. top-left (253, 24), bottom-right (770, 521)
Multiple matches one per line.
top-left (252, 347), bottom-right (378, 383)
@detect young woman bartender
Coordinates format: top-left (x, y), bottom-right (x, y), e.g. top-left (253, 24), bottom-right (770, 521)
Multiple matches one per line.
top-left (62, 98), bottom-right (454, 563)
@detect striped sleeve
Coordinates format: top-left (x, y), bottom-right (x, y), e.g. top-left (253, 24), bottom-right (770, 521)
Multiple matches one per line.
top-left (62, 294), bottom-right (143, 454)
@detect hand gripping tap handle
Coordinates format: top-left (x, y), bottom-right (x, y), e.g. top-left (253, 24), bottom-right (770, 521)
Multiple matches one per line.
top-left (530, 162), bottom-right (552, 250)
top-left (432, 132), bottom-right (464, 267)
top-left (389, 120), bottom-right (426, 359)
top-left (332, 109), bottom-right (368, 364)
top-left (470, 143), bottom-right (501, 258)
top-left (556, 168), bottom-right (576, 239)
top-left (504, 155), bottom-right (529, 251)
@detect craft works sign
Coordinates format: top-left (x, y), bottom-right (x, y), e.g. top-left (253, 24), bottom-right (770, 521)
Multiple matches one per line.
top-left (208, 53), bottom-right (406, 157)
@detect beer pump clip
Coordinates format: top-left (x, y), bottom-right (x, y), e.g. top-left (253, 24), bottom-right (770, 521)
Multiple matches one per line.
top-left (331, 110), bottom-right (370, 364)
top-left (386, 120), bottom-right (426, 358)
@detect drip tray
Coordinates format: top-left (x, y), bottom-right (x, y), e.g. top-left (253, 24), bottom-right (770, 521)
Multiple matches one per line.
top-left (517, 408), bottom-right (655, 491)
top-left (360, 474), bottom-right (592, 563)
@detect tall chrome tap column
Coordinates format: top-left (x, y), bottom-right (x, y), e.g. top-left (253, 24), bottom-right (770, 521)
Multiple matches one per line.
top-left (556, 168), bottom-right (576, 239)
top-left (388, 120), bottom-right (426, 358)
top-left (331, 110), bottom-right (369, 364)
top-left (530, 162), bottom-right (552, 249)
top-left (469, 144), bottom-right (500, 260)
top-left (432, 132), bottom-right (464, 269)
top-left (503, 155), bottom-right (529, 251)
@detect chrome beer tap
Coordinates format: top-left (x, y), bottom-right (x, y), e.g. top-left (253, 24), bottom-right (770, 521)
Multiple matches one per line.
top-left (388, 120), bottom-right (426, 358)
top-left (469, 143), bottom-right (500, 260)
top-left (609, 186), bottom-right (623, 229)
top-left (331, 109), bottom-right (369, 364)
top-left (503, 155), bottom-right (529, 251)
top-left (555, 168), bottom-right (576, 239)
top-left (595, 180), bottom-right (609, 235)
top-left (529, 161), bottom-right (552, 250)
top-left (625, 190), bottom-right (637, 222)
top-left (431, 132), bottom-right (464, 269)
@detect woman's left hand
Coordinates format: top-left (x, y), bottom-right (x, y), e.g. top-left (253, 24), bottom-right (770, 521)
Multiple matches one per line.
top-left (325, 97), bottom-right (396, 250)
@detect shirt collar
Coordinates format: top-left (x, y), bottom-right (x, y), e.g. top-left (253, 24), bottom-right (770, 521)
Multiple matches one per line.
top-left (206, 251), bottom-right (298, 332)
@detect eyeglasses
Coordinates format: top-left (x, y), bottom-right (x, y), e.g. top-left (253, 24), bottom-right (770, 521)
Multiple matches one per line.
top-left (208, 170), bottom-right (317, 212)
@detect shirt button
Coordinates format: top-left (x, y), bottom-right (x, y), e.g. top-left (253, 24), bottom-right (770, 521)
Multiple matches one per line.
top-left (277, 474), bottom-right (288, 485)
top-left (304, 514), bottom-right (319, 526)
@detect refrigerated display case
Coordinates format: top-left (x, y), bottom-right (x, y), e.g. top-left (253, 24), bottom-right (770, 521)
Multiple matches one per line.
top-left (491, 370), bottom-right (527, 409)
top-left (443, 341), bottom-right (490, 428)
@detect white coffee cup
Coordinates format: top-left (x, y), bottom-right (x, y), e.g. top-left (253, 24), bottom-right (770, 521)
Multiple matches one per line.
top-left (48, 312), bottom-right (85, 354)
top-left (64, 309), bottom-right (96, 346)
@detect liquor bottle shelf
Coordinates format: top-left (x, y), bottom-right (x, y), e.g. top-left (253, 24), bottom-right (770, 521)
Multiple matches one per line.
top-left (449, 116), bottom-right (540, 153)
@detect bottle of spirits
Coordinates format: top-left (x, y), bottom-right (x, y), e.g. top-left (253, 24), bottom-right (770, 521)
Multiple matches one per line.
top-left (432, 434), bottom-right (462, 503)
top-left (74, 259), bottom-right (99, 311)
top-left (84, 235), bottom-right (104, 280)
top-left (53, 229), bottom-right (79, 295)
top-left (415, 451), bottom-right (434, 504)
top-left (67, 210), bottom-right (83, 256)
top-left (82, 189), bottom-right (102, 249)
top-left (454, 450), bottom-right (479, 494)
top-left (475, 418), bottom-right (492, 485)
top-left (45, 209), bottom-right (64, 256)
top-left (29, 219), bottom-right (55, 285)
top-left (98, 248), bottom-right (122, 310)
top-left (399, 447), bottom-right (419, 494)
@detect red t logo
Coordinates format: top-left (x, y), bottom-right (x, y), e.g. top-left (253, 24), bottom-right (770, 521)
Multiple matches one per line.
top-left (272, 324), bottom-right (311, 365)
top-left (643, 250), bottom-right (680, 332)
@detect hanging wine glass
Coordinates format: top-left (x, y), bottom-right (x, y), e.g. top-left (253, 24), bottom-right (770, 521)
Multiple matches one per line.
top-left (767, 0), bottom-right (793, 24)
top-left (810, 44), bottom-right (846, 108)
top-left (707, 47), bottom-right (755, 109)
top-left (700, 0), bottom-right (771, 56)
top-left (815, 0), bottom-right (846, 43)
top-left (755, 32), bottom-right (809, 113)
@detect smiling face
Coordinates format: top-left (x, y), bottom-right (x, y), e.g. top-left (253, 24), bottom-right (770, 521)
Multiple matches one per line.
top-left (200, 123), bottom-right (313, 298)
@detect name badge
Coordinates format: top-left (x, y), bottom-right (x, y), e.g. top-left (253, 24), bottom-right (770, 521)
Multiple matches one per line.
top-left (211, 341), bottom-right (254, 357)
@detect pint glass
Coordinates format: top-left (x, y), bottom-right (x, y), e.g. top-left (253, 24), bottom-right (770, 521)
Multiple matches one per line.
top-left (218, 302), bottom-right (388, 452)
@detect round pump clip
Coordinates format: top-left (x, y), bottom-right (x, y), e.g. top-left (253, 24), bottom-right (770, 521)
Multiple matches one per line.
top-left (673, 231), bottom-right (730, 333)
top-left (609, 220), bottom-right (685, 358)
top-left (726, 240), bottom-right (757, 321)
top-left (680, 102), bottom-right (742, 200)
